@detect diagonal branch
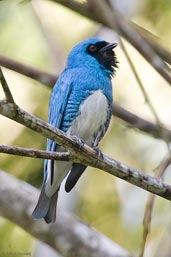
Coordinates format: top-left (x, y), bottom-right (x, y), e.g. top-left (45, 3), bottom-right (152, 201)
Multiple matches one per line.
top-left (119, 38), bottom-right (161, 123)
top-left (133, 23), bottom-right (171, 66)
top-left (0, 67), bottom-right (15, 103)
top-left (0, 170), bottom-right (132, 257)
top-left (118, 38), bottom-right (171, 152)
top-left (1, 99), bottom-right (171, 201)
top-left (113, 104), bottom-right (171, 141)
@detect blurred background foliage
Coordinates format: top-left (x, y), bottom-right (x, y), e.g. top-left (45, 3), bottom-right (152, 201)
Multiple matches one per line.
top-left (0, 0), bottom-right (171, 256)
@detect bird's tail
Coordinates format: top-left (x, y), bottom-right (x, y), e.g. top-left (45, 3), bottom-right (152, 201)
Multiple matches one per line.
top-left (32, 184), bottom-right (59, 224)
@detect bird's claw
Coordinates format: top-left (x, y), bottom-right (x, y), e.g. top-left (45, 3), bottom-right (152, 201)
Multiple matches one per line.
top-left (93, 146), bottom-right (103, 159)
top-left (72, 136), bottom-right (85, 147)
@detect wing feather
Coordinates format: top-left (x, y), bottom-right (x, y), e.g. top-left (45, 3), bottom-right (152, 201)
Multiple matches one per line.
top-left (44, 73), bottom-right (73, 181)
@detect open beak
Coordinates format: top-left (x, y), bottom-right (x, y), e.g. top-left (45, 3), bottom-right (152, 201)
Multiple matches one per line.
top-left (100, 42), bottom-right (117, 53)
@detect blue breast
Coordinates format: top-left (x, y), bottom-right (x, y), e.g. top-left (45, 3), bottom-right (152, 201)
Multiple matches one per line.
top-left (60, 67), bottom-right (112, 135)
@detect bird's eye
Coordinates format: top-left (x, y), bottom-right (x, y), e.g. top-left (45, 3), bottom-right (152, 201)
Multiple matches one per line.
top-left (88, 44), bottom-right (97, 52)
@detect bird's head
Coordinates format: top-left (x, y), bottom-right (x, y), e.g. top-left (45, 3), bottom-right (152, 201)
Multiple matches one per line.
top-left (66, 37), bottom-right (118, 77)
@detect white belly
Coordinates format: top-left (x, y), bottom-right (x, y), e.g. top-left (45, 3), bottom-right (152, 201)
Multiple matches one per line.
top-left (67, 90), bottom-right (108, 146)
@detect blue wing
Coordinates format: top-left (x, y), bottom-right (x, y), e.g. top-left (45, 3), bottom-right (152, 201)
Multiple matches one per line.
top-left (44, 71), bottom-right (73, 181)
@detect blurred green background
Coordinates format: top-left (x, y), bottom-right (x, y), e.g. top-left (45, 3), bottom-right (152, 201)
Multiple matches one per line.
top-left (0, 0), bottom-right (171, 256)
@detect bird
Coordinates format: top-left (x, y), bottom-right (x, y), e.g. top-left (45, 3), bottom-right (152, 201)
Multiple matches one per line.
top-left (32, 37), bottom-right (118, 223)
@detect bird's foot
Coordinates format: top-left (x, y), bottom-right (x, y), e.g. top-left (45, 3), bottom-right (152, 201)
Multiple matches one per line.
top-left (92, 146), bottom-right (103, 160)
top-left (72, 136), bottom-right (85, 147)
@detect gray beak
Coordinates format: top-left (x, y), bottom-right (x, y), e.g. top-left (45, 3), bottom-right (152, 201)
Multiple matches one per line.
top-left (100, 42), bottom-right (117, 53)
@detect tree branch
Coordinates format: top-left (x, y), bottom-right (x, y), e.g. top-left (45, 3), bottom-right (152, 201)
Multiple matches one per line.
top-left (0, 144), bottom-right (71, 161)
top-left (0, 56), bottom-right (170, 141)
top-left (1, 99), bottom-right (171, 201)
top-left (0, 67), bottom-right (15, 103)
top-left (0, 55), bottom-right (56, 86)
top-left (113, 104), bottom-right (171, 140)
top-left (0, 170), bottom-right (132, 257)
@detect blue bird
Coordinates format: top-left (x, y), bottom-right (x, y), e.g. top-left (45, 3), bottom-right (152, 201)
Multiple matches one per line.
top-left (32, 37), bottom-right (118, 223)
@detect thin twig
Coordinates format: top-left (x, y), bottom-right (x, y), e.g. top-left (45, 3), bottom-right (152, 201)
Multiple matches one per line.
top-left (119, 38), bottom-right (171, 153)
top-left (0, 144), bottom-right (71, 161)
top-left (139, 155), bottom-right (171, 257)
top-left (0, 67), bottom-right (15, 103)
top-left (119, 38), bottom-right (160, 123)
